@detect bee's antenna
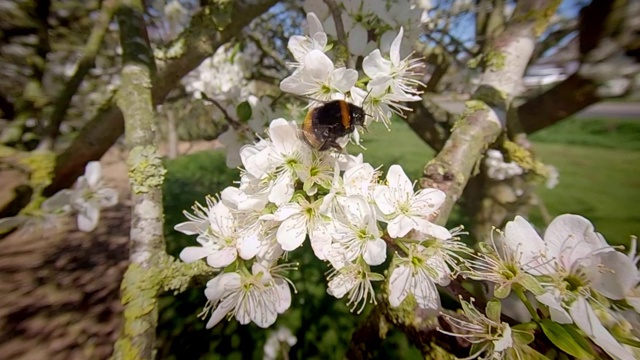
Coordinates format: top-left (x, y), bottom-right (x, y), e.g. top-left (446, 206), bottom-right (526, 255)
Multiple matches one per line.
top-left (362, 88), bottom-right (373, 106)
top-left (361, 89), bottom-right (373, 118)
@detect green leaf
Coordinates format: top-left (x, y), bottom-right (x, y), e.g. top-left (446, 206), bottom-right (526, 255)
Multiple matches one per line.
top-left (512, 329), bottom-right (535, 345)
top-left (229, 42), bottom-right (241, 63)
top-left (486, 299), bottom-right (502, 322)
top-left (494, 282), bottom-right (512, 298)
top-left (236, 101), bottom-right (252, 122)
top-left (513, 346), bottom-right (548, 360)
top-left (521, 273), bottom-right (545, 296)
top-left (564, 325), bottom-right (601, 355)
top-left (540, 320), bottom-right (595, 360)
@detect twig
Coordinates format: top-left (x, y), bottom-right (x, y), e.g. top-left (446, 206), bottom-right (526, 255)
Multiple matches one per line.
top-left (247, 31), bottom-right (287, 69)
top-left (199, 92), bottom-right (244, 131)
top-left (323, 0), bottom-right (354, 69)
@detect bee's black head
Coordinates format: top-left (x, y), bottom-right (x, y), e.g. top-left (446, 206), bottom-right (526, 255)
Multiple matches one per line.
top-left (348, 103), bottom-right (366, 127)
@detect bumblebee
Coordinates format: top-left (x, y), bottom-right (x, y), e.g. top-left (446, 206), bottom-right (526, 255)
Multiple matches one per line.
top-left (301, 100), bottom-right (366, 151)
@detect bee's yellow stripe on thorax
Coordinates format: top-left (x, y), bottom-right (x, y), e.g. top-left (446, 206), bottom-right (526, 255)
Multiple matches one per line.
top-left (338, 100), bottom-right (350, 129)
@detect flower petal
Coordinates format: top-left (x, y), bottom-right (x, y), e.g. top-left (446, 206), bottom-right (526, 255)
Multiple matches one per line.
top-left (207, 247), bottom-right (237, 268)
top-left (387, 215), bottom-right (416, 238)
top-left (277, 215), bottom-right (307, 251)
top-left (570, 297), bottom-right (633, 360)
top-left (390, 27), bottom-right (404, 66)
top-left (544, 214), bottom-right (608, 269)
top-left (504, 216), bottom-right (548, 275)
top-left (332, 68), bottom-right (358, 93)
top-left (77, 203), bottom-right (100, 232)
top-left (389, 265), bottom-right (411, 307)
top-left (275, 279), bottom-right (292, 313)
top-left (590, 250), bottom-right (637, 300)
top-left (237, 232), bottom-right (260, 260)
top-left (373, 185), bottom-right (395, 215)
top-left (386, 165), bottom-right (413, 197)
top-left (84, 161), bottom-right (102, 188)
top-left (174, 220), bottom-right (206, 235)
top-left (363, 238), bottom-right (387, 266)
top-left (348, 23), bottom-right (368, 56)
top-left (363, 49), bottom-right (392, 78)
top-left (180, 246), bottom-right (215, 263)
top-left (206, 295), bottom-right (235, 329)
top-left (413, 273), bottom-right (440, 310)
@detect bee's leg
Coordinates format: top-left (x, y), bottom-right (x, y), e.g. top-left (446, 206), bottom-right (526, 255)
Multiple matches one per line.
top-left (327, 139), bottom-right (344, 151)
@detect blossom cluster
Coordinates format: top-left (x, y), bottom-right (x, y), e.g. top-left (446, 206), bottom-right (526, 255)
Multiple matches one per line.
top-left (484, 149), bottom-right (560, 189)
top-left (302, 0), bottom-right (428, 58)
top-left (280, 12), bottom-right (424, 132)
top-left (0, 161), bottom-right (118, 234)
top-left (176, 118), bottom-right (467, 328)
top-left (182, 44), bottom-right (283, 168)
top-left (458, 215), bottom-right (640, 359)
top-left (172, 7), bottom-right (639, 360)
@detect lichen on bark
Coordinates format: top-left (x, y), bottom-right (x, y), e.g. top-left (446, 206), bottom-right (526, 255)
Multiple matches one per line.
top-left (127, 146), bottom-right (167, 194)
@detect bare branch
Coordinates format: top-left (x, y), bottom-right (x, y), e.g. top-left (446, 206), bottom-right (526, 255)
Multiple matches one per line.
top-left (38, 0), bottom-right (119, 151)
top-left (43, 0), bottom-right (279, 197)
top-left (323, 0), bottom-right (354, 68)
top-left (519, 73), bottom-right (600, 134)
top-left (247, 31), bottom-right (287, 69)
top-left (403, 97), bottom-right (455, 151)
top-left (425, 0), bottom-right (559, 224)
top-left (517, 0), bottom-right (640, 133)
top-left (199, 92), bottom-right (244, 131)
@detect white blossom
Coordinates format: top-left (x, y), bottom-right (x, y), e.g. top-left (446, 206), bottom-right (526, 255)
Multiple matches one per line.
top-left (288, 13), bottom-right (328, 66)
top-left (439, 299), bottom-right (533, 359)
top-left (203, 263), bottom-right (291, 329)
top-left (503, 215), bottom-right (634, 360)
top-left (329, 195), bottom-right (386, 266)
top-left (363, 27), bottom-right (424, 98)
top-left (69, 161), bottom-right (118, 232)
top-left (388, 243), bottom-right (447, 310)
top-left (373, 164), bottom-right (449, 239)
top-left (177, 198), bottom-right (256, 267)
top-left (280, 49), bottom-right (358, 102)
top-left (327, 262), bottom-right (384, 313)
top-left (484, 149), bottom-right (524, 181)
top-left (263, 326), bottom-right (297, 360)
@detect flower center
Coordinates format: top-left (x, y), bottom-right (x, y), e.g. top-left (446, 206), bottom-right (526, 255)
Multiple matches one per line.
top-left (285, 157), bottom-right (299, 169)
top-left (500, 263), bottom-right (519, 280)
top-left (398, 201), bottom-right (411, 215)
top-left (356, 228), bottom-right (369, 241)
top-left (562, 274), bottom-right (586, 292)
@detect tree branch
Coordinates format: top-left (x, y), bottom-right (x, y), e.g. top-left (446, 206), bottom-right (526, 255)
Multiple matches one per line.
top-left (43, 0), bottom-right (279, 196)
top-left (403, 97), bottom-right (454, 151)
top-left (110, 0), bottom-right (162, 357)
top-left (518, 73), bottom-right (600, 134)
top-left (323, 0), bottom-right (353, 69)
top-left (424, 0), bottom-right (559, 225)
top-left (247, 31), bottom-right (287, 70)
top-left (38, 0), bottom-right (119, 151)
top-left (517, 0), bottom-right (639, 134)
